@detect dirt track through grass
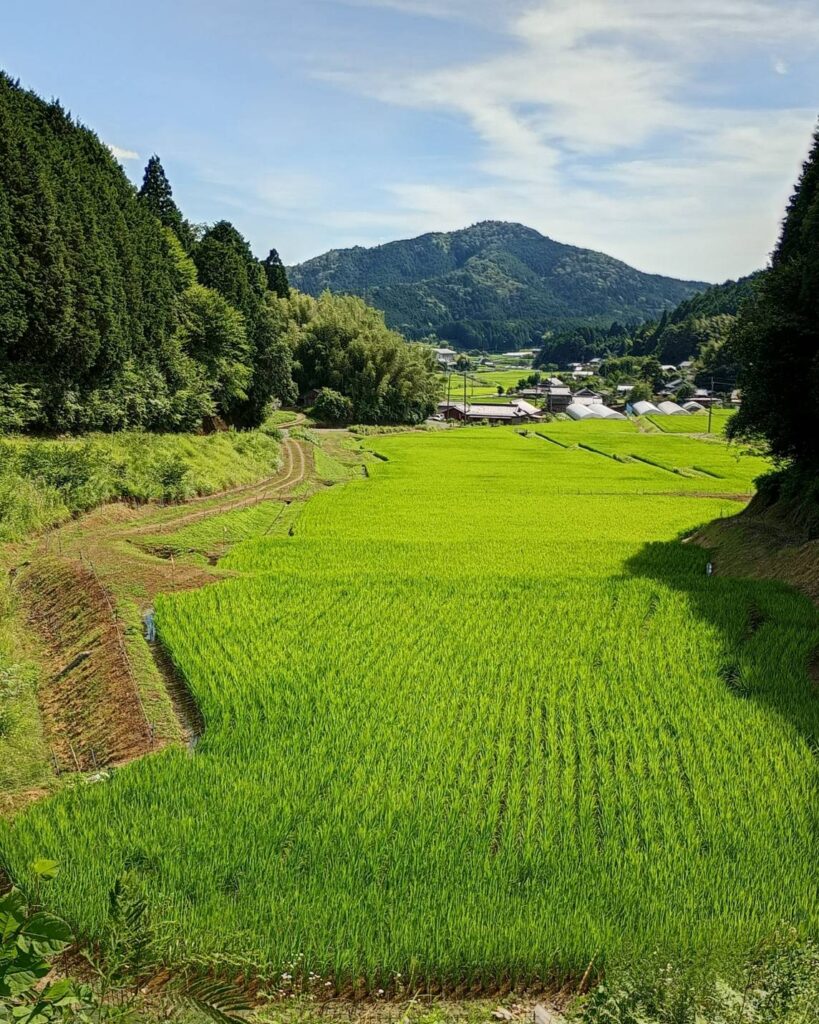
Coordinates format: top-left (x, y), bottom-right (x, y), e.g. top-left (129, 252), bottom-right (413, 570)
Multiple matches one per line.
top-left (2, 438), bottom-right (314, 787)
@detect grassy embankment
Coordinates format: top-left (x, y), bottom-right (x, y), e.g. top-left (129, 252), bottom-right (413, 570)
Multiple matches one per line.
top-left (0, 425), bottom-right (290, 805)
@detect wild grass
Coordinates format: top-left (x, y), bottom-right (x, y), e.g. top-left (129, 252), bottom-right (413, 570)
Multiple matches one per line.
top-left (0, 580), bottom-right (54, 803)
top-left (133, 501), bottom-right (298, 558)
top-left (0, 431), bottom-right (282, 542)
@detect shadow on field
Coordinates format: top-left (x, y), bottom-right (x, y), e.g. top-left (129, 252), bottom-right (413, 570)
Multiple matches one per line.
top-left (625, 538), bottom-right (819, 753)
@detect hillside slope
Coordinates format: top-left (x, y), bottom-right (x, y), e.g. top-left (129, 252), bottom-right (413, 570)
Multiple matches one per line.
top-left (536, 272), bottom-right (760, 368)
top-left (288, 221), bottom-right (708, 349)
top-left (0, 72), bottom-right (181, 429)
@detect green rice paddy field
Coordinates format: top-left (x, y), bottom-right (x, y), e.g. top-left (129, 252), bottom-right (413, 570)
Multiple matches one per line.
top-left (2, 423), bottom-right (818, 989)
top-left (647, 409), bottom-right (736, 434)
top-left (439, 369), bottom-right (528, 398)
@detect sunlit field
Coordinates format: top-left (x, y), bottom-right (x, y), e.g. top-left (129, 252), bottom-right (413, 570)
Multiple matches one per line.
top-left (3, 423), bottom-right (817, 990)
top-left (438, 369), bottom-right (530, 399)
top-left (646, 409), bottom-right (736, 433)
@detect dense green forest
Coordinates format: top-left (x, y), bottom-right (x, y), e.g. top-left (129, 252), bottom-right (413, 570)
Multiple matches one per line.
top-left (728, 124), bottom-right (819, 471)
top-left (535, 273), bottom-right (759, 382)
top-left (288, 221), bottom-right (708, 350)
top-left (0, 74), bottom-right (437, 432)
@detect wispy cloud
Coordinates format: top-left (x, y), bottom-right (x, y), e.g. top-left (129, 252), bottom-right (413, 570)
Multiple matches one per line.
top-left (332, 0), bottom-right (513, 26)
top-left (108, 143), bottom-right (139, 161)
top-left (315, 0), bottom-right (819, 279)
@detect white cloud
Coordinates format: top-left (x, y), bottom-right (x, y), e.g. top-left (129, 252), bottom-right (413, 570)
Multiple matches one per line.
top-left (108, 143), bottom-right (139, 161)
top-left (774, 58), bottom-right (789, 75)
top-left (316, 0), bottom-right (819, 279)
top-left (331, 0), bottom-right (513, 26)
top-left (323, 108), bottom-right (813, 281)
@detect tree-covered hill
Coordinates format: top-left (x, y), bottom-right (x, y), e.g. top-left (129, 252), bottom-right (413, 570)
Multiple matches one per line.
top-left (0, 73), bottom-right (438, 431)
top-left (288, 221), bottom-right (708, 350)
top-left (535, 272), bottom-right (760, 376)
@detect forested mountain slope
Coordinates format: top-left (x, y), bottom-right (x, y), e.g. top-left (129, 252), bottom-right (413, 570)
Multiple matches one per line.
top-left (536, 272), bottom-right (760, 371)
top-left (0, 73), bottom-right (438, 433)
top-left (288, 221), bottom-right (708, 350)
top-left (0, 73), bottom-right (183, 430)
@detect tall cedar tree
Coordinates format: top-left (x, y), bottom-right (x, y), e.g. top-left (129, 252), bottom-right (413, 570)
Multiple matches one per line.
top-left (0, 74), bottom-right (185, 430)
top-left (729, 123), bottom-right (819, 464)
top-left (194, 221), bottom-right (296, 423)
top-left (138, 155), bottom-right (195, 251)
top-left (262, 249), bottom-right (290, 297)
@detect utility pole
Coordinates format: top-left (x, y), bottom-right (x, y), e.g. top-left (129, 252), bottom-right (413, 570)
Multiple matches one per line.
top-left (463, 370), bottom-right (467, 425)
top-left (446, 371), bottom-right (452, 424)
top-left (708, 376), bottom-right (714, 434)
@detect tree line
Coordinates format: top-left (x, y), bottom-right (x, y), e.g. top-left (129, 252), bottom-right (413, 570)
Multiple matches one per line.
top-left (727, 123), bottom-right (819, 471)
top-left (0, 73), bottom-right (437, 433)
top-left (535, 275), bottom-right (758, 389)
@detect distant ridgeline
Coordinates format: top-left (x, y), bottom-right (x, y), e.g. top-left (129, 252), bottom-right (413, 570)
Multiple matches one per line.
top-left (536, 273), bottom-right (761, 378)
top-left (288, 221), bottom-right (708, 351)
top-left (0, 73), bottom-right (437, 432)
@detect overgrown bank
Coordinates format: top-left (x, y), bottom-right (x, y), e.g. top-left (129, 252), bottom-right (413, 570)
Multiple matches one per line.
top-left (0, 425), bottom-right (324, 811)
top-left (692, 464), bottom-right (819, 602)
top-left (0, 428), bottom-right (284, 543)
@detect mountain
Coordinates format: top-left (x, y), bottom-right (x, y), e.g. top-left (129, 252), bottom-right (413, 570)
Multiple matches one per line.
top-left (288, 221), bottom-right (709, 351)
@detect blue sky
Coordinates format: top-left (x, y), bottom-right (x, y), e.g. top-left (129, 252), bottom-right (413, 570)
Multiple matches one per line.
top-left (3, 0), bottom-right (819, 281)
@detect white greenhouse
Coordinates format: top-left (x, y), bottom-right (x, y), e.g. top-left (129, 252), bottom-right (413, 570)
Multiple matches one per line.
top-left (656, 401), bottom-right (688, 415)
top-left (631, 400), bottom-right (661, 416)
top-left (566, 403), bottom-right (593, 420)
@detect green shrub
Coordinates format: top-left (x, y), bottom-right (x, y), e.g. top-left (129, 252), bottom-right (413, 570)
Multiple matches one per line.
top-left (311, 388), bottom-right (353, 425)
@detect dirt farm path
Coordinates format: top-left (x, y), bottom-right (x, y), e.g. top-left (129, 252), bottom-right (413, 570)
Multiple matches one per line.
top-left (4, 436), bottom-right (314, 796)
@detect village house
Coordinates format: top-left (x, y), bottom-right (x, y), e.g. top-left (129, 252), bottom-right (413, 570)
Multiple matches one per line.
top-left (510, 399), bottom-right (543, 418)
top-left (571, 387), bottom-right (603, 407)
top-left (434, 347), bottom-right (458, 369)
top-left (657, 378), bottom-right (685, 396)
top-left (437, 401), bottom-right (539, 424)
top-left (543, 386), bottom-right (572, 412)
top-left (517, 381), bottom-right (571, 412)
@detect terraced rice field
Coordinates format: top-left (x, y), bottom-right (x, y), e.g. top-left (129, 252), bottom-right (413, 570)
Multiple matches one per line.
top-left (439, 369), bottom-right (529, 399)
top-left (3, 424), bottom-right (817, 990)
top-left (647, 409), bottom-right (736, 434)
